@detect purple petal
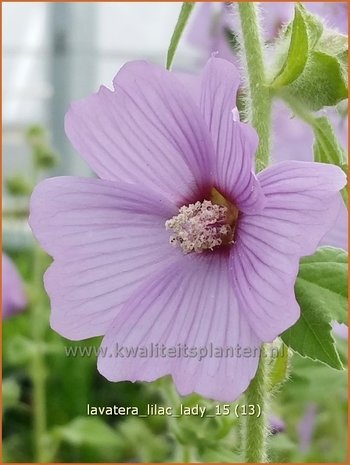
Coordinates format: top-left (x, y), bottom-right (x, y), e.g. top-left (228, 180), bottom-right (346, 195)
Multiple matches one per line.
top-left (65, 61), bottom-right (216, 204)
top-left (187, 3), bottom-right (239, 64)
top-left (186, 2), bottom-right (215, 53)
top-left (2, 254), bottom-right (27, 319)
top-left (29, 177), bottom-right (180, 339)
top-left (320, 199), bottom-right (348, 250)
top-left (271, 101), bottom-right (314, 164)
top-left (307, 2), bottom-right (348, 34)
top-left (332, 321), bottom-right (348, 340)
top-left (271, 102), bottom-right (348, 166)
top-left (175, 72), bottom-right (201, 104)
top-left (260, 3), bottom-right (295, 41)
top-left (231, 161), bottom-right (346, 341)
top-left (98, 253), bottom-right (261, 402)
top-left (269, 414), bottom-right (285, 434)
top-left (199, 58), bottom-right (266, 213)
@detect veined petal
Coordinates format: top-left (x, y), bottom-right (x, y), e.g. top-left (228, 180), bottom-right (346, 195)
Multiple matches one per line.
top-left (65, 61), bottom-right (216, 204)
top-left (29, 177), bottom-right (179, 339)
top-left (98, 253), bottom-right (261, 402)
top-left (199, 58), bottom-right (265, 213)
top-left (231, 161), bottom-right (346, 341)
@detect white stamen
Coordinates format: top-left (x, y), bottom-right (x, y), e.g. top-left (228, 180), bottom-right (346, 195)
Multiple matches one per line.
top-left (165, 200), bottom-right (233, 254)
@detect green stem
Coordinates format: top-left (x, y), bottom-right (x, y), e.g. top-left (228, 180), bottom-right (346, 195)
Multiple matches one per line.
top-left (238, 2), bottom-right (272, 172)
top-left (244, 347), bottom-right (269, 463)
top-left (31, 245), bottom-right (47, 463)
top-left (30, 166), bottom-right (47, 462)
top-left (182, 445), bottom-right (193, 463)
top-left (166, 2), bottom-right (195, 70)
top-left (238, 3), bottom-right (272, 462)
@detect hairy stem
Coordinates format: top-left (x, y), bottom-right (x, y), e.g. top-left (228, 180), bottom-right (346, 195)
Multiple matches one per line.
top-left (30, 166), bottom-right (47, 462)
top-left (238, 2), bottom-right (272, 172)
top-left (244, 347), bottom-right (270, 463)
top-left (238, 3), bottom-right (272, 462)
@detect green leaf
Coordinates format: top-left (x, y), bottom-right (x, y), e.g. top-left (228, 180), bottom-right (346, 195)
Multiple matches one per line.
top-left (272, 4), bottom-right (348, 110)
top-left (282, 283), bottom-right (342, 369)
top-left (286, 351), bottom-right (348, 403)
top-left (299, 4), bottom-right (323, 48)
top-left (313, 116), bottom-right (347, 165)
top-left (117, 417), bottom-right (170, 462)
top-left (2, 379), bottom-right (21, 410)
top-left (298, 247), bottom-right (348, 324)
top-left (317, 29), bottom-right (348, 62)
top-left (202, 445), bottom-right (242, 463)
top-left (166, 2), bottom-right (195, 70)
top-left (288, 50), bottom-right (347, 111)
top-left (5, 175), bottom-right (32, 197)
top-left (272, 5), bottom-right (309, 87)
top-left (56, 417), bottom-right (120, 448)
top-left (312, 116), bottom-right (348, 205)
top-left (282, 247), bottom-right (348, 369)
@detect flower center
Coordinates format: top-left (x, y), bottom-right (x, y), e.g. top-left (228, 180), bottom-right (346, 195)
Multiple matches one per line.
top-left (165, 188), bottom-right (239, 254)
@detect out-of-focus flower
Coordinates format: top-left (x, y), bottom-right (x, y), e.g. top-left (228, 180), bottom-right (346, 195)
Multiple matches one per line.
top-left (30, 58), bottom-right (346, 401)
top-left (271, 101), bottom-right (348, 250)
top-left (332, 322), bottom-right (348, 339)
top-left (298, 403), bottom-right (317, 453)
top-left (271, 102), bottom-right (348, 165)
top-left (306, 2), bottom-right (348, 34)
top-left (261, 2), bottom-right (348, 39)
top-left (269, 414), bottom-right (285, 434)
top-left (188, 3), bottom-right (348, 58)
top-left (2, 254), bottom-right (27, 318)
top-left (187, 3), bottom-right (236, 63)
top-left (321, 201), bottom-right (347, 250)
top-left (259, 2), bottom-right (295, 41)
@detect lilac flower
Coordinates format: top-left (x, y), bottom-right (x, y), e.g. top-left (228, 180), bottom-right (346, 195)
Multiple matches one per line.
top-left (188, 3), bottom-right (348, 59)
top-left (269, 414), bottom-right (285, 435)
top-left (306, 2), bottom-right (348, 35)
top-left (29, 58), bottom-right (346, 402)
top-left (259, 2), bottom-right (294, 41)
top-left (298, 403), bottom-right (317, 453)
top-left (187, 3), bottom-right (235, 63)
top-left (2, 253), bottom-right (27, 319)
top-left (271, 102), bottom-right (348, 165)
top-left (261, 2), bottom-right (348, 39)
top-left (332, 321), bottom-right (348, 340)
